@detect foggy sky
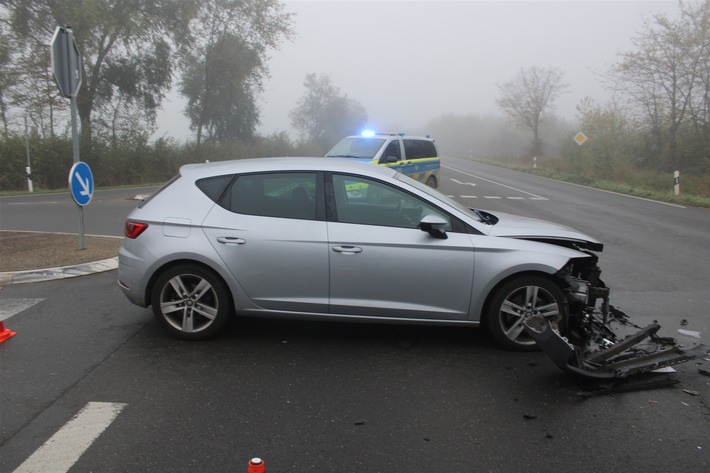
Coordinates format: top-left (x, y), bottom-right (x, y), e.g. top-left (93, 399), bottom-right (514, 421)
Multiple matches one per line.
top-left (155, 0), bottom-right (679, 140)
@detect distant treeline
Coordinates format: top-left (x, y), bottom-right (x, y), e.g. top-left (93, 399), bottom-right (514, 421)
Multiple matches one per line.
top-left (0, 131), bottom-right (322, 191)
top-left (2, 120), bottom-right (709, 199)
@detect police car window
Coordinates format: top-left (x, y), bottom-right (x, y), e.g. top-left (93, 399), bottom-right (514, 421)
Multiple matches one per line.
top-left (225, 172), bottom-right (317, 220)
top-left (327, 137), bottom-right (386, 159)
top-left (403, 139), bottom-right (436, 159)
top-left (378, 141), bottom-right (401, 164)
top-left (332, 174), bottom-right (451, 230)
top-left (419, 140), bottom-right (437, 157)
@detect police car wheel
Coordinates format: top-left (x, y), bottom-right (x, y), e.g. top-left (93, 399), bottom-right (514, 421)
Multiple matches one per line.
top-left (151, 264), bottom-right (231, 340)
top-left (426, 176), bottom-right (437, 188)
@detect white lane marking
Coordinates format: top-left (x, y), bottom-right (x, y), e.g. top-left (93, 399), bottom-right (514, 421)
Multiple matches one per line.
top-left (445, 163), bottom-right (686, 208)
top-left (450, 178), bottom-right (476, 186)
top-left (445, 166), bottom-right (548, 200)
top-left (461, 195), bottom-right (478, 199)
top-left (13, 402), bottom-right (127, 473)
top-left (0, 298), bottom-right (45, 321)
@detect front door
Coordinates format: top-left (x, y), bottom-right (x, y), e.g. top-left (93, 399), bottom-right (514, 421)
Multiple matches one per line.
top-left (327, 173), bottom-right (474, 320)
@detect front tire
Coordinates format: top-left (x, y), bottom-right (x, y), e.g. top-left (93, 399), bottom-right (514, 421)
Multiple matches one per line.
top-left (151, 264), bottom-right (231, 340)
top-left (485, 275), bottom-right (567, 351)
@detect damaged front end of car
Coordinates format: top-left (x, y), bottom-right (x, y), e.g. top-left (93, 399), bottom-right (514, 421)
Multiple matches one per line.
top-left (527, 252), bottom-right (709, 380)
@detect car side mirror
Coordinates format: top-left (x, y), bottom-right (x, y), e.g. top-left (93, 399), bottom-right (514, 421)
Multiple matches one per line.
top-left (419, 214), bottom-right (448, 239)
top-left (383, 155), bottom-right (399, 164)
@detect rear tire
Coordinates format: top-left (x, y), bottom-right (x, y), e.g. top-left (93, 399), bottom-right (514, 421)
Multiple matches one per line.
top-left (151, 264), bottom-right (231, 340)
top-left (426, 176), bottom-right (437, 188)
top-left (485, 275), bottom-right (567, 351)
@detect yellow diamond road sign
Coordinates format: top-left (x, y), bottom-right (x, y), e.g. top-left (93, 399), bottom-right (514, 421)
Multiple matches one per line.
top-left (574, 132), bottom-right (588, 146)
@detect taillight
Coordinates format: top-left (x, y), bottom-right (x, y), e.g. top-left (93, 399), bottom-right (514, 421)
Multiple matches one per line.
top-left (125, 221), bottom-right (149, 239)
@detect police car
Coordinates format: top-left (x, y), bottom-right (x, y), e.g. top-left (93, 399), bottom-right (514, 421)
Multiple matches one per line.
top-left (326, 131), bottom-right (441, 188)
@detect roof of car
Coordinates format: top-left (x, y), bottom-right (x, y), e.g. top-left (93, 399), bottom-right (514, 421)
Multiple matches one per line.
top-left (343, 134), bottom-right (434, 141)
top-left (179, 156), bottom-right (398, 180)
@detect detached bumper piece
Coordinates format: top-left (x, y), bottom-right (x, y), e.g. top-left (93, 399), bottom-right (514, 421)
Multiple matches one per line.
top-left (524, 314), bottom-right (709, 380)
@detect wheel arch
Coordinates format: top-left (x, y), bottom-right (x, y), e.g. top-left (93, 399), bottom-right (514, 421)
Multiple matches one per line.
top-left (145, 258), bottom-right (234, 311)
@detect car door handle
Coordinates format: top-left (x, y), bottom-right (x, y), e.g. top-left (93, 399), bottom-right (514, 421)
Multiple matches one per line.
top-left (217, 236), bottom-right (246, 246)
top-left (332, 245), bottom-right (362, 254)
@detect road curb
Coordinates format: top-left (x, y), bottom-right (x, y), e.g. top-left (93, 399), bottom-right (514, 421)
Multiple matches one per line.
top-left (0, 257), bottom-right (118, 288)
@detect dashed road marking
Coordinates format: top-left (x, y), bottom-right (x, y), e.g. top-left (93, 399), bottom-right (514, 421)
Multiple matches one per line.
top-left (13, 402), bottom-right (127, 473)
top-left (451, 178), bottom-right (476, 187)
top-left (445, 167), bottom-right (549, 201)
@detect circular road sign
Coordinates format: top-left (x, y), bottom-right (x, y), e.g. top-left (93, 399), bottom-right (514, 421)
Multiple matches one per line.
top-left (69, 161), bottom-right (94, 206)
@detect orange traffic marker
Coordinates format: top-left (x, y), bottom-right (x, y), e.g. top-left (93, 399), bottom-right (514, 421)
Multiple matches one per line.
top-left (0, 321), bottom-right (17, 343)
top-left (248, 457), bottom-right (265, 473)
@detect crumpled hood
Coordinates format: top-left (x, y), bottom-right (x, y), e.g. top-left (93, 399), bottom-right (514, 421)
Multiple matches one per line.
top-left (484, 211), bottom-right (603, 251)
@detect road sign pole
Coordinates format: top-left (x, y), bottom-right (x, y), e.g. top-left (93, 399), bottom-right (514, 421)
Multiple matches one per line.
top-left (66, 28), bottom-right (84, 248)
top-left (52, 25), bottom-right (86, 249)
top-left (71, 86), bottom-right (85, 248)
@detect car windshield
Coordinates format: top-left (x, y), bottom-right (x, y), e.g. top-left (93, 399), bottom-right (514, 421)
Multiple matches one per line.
top-left (394, 172), bottom-right (482, 222)
top-left (326, 137), bottom-right (386, 159)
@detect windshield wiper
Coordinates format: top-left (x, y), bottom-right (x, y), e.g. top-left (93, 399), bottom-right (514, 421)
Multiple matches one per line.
top-left (472, 208), bottom-right (496, 224)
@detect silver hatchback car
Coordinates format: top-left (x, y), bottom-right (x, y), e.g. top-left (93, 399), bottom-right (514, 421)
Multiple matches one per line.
top-left (118, 157), bottom-right (606, 351)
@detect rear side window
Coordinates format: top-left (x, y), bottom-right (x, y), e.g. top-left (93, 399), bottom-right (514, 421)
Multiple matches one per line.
top-left (223, 172), bottom-right (317, 220)
top-left (196, 175), bottom-right (234, 202)
top-left (403, 139), bottom-right (437, 159)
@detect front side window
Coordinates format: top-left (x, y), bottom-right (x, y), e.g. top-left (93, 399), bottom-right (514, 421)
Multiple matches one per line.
top-left (331, 174), bottom-right (451, 230)
top-left (223, 172), bottom-right (317, 220)
top-left (378, 140), bottom-right (401, 164)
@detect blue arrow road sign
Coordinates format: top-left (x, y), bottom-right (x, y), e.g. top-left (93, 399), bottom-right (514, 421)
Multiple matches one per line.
top-left (69, 161), bottom-right (94, 206)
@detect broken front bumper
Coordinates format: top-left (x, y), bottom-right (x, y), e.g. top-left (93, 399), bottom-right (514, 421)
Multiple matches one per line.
top-left (525, 310), bottom-right (709, 380)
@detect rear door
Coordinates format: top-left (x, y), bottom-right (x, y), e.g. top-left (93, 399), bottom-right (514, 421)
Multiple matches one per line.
top-left (402, 139), bottom-right (440, 183)
top-left (202, 172), bottom-right (329, 313)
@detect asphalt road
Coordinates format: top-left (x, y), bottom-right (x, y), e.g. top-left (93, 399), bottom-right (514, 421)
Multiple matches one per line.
top-left (1, 159), bottom-right (708, 473)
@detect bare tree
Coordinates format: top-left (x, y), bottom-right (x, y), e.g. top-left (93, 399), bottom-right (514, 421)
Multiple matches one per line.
top-left (179, 0), bottom-right (293, 146)
top-left (606, 0), bottom-right (710, 170)
top-left (496, 66), bottom-right (569, 156)
top-left (0, 0), bottom-right (198, 153)
top-left (289, 73), bottom-right (368, 151)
